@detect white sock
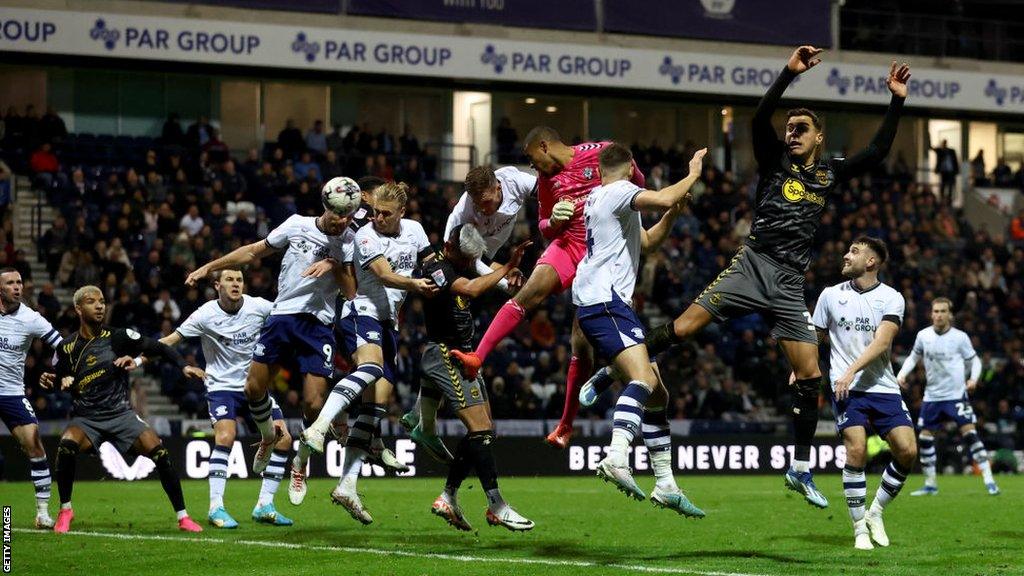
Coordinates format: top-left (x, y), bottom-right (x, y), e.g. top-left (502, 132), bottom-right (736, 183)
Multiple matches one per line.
top-left (485, 488), bottom-right (506, 513)
top-left (61, 502), bottom-right (72, 511)
top-left (337, 446), bottom-right (368, 491)
top-left (293, 443), bottom-right (311, 473)
top-left (979, 460), bottom-right (995, 484)
top-left (176, 510), bottom-right (188, 520)
top-left (792, 459), bottom-right (811, 473)
top-left (313, 391), bottom-right (351, 432)
top-left (257, 451), bottom-right (287, 507)
top-left (208, 445), bottom-right (230, 510)
top-left (609, 429), bottom-right (631, 462)
top-left (651, 450), bottom-right (677, 491)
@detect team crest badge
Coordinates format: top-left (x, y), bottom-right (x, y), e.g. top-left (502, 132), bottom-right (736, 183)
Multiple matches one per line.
top-left (583, 167), bottom-right (594, 179)
top-left (815, 169), bottom-right (829, 185)
top-left (709, 293), bottom-right (723, 306)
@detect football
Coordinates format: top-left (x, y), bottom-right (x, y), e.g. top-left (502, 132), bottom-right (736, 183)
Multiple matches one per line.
top-left (321, 176), bottom-right (361, 216)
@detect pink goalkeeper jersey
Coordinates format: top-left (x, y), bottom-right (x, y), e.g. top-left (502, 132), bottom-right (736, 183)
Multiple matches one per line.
top-left (537, 142), bottom-right (646, 244)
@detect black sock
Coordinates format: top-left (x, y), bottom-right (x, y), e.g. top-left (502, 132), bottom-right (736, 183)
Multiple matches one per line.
top-left (645, 323), bottom-right (682, 356)
top-left (445, 435), bottom-right (473, 492)
top-left (465, 430), bottom-right (499, 492)
top-left (792, 377), bottom-right (821, 461)
top-left (56, 439), bottom-right (79, 505)
top-left (149, 445), bottom-right (186, 513)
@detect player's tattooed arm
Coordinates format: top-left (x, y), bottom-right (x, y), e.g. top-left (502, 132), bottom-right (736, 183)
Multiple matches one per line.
top-left (114, 329), bottom-right (203, 380)
top-left (367, 256), bottom-right (439, 296)
top-left (186, 239), bottom-right (278, 286)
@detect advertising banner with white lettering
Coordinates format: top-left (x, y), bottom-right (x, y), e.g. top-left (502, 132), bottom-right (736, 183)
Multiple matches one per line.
top-left (0, 436), bottom-right (848, 481)
top-left (347, 0), bottom-right (596, 31)
top-left (0, 7), bottom-right (1019, 114)
top-left (604, 0), bottom-right (831, 48)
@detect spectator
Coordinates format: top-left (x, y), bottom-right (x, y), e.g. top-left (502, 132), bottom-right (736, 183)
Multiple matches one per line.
top-left (325, 123), bottom-right (344, 154)
top-left (39, 106), bottom-right (67, 144)
top-left (529, 309), bottom-right (556, 350)
top-left (179, 205), bottom-right (204, 236)
top-left (277, 119), bottom-right (305, 160)
top-left (931, 139), bottom-right (959, 205)
top-left (971, 149), bottom-right (988, 186)
top-left (185, 115), bottom-right (213, 149)
top-left (305, 119), bottom-right (327, 157)
top-left (29, 142), bottom-right (62, 190)
top-left (161, 112), bottom-right (185, 148)
top-left (399, 124), bottom-right (421, 157)
top-left (294, 151), bottom-right (322, 182)
top-left (993, 157), bottom-right (1013, 187)
top-left (202, 128), bottom-right (230, 164)
top-left (152, 288), bottom-right (181, 322)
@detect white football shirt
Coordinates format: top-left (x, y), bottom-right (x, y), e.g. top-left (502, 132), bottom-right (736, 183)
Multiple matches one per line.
top-left (572, 180), bottom-right (643, 307)
top-left (349, 219), bottom-right (432, 324)
top-left (0, 304), bottom-right (62, 395)
top-left (175, 295), bottom-right (273, 393)
top-left (907, 326), bottom-right (977, 402)
top-left (444, 166), bottom-right (536, 259)
top-left (265, 214), bottom-right (354, 325)
top-left (812, 280), bottom-right (904, 395)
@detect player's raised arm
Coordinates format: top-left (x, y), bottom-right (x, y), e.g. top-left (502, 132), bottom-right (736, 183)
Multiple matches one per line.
top-left (634, 148), bottom-right (706, 212)
top-left (751, 46), bottom-right (818, 167)
top-left (112, 328), bottom-right (202, 380)
top-left (836, 61), bottom-right (910, 182)
top-left (186, 239), bottom-right (278, 286)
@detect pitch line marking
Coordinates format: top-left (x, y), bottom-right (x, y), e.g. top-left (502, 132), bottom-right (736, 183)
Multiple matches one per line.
top-left (15, 528), bottom-right (769, 576)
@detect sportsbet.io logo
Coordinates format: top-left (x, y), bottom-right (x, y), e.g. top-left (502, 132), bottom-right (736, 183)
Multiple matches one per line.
top-left (90, 19), bottom-right (121, 50)
top-left (481, 44), bottom-right (508, 74)
top-left (292, 32), bottom-right (320, 63)
top-left (782, 178), bottom-right (825, 206)
top-left (985, 79), bottom-right (1007, 106)
top-left (659, 56), bottom-right (685, 85)
top-left (826, 68), bottom-right (851, 96)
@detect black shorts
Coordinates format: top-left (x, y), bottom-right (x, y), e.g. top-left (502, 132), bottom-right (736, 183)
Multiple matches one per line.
top-left (693, 246), bottom-right (816, 344)
top-left (70, 410), bottom-right (150, 455)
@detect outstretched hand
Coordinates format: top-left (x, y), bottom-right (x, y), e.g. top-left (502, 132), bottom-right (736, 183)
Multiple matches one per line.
top-left (688, 147), bottom-right (708, 176)
top-left (507, 240), bottom-right (533, 270)
top-left (887, 60), bottom-right (911, 98)
top-left (787, 46), bottom-right (823, 75)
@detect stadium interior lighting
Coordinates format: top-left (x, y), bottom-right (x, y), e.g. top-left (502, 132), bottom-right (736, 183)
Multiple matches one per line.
top-left (525, 97), bottom-right (537, 104)
top-left (545, 105), bottom-right (558, 113)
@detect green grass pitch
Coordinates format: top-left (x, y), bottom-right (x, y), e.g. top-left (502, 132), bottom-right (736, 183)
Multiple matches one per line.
top-left (2, 475), bottom-right (1021, 575)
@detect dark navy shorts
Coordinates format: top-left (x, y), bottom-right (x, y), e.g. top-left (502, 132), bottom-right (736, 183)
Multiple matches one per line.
top-left (253, 313), bottom-right (335, 377)
top-left (207, 390), bottom-right (283, 426)
top-left (577, 296), bottom-right (646, 360)
top-left (917, 396), bottom-right (977, 430)
top-left (0, 394), bottom-right (38, 430)
top-left (337, 313), bottom-right (399, 383)
top-left (831, 391), bottom-right (914, 438)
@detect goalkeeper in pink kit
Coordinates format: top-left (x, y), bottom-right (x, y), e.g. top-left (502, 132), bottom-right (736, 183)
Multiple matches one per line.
top-left (452, 126), bottom-right (645, 448)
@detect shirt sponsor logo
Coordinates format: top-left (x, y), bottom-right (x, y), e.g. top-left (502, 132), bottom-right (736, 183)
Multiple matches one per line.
top-left (781, 178), bottom-right (825, 206)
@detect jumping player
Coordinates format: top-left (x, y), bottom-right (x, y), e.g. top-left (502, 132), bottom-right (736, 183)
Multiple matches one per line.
top-left (576, 143), bottom-right (706, 517)
top-left (812, 237), bottom-right (916, 550)
top-left (584, 47), bottom-right (911, 508)
top-left (452, 129), bottom-right (646, 449)
top-left (185, 199), bottom-right (355, 474)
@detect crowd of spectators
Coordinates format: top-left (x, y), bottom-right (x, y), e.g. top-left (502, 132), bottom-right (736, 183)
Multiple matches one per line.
top-left (3, 108), bottom-right (1021, 452)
